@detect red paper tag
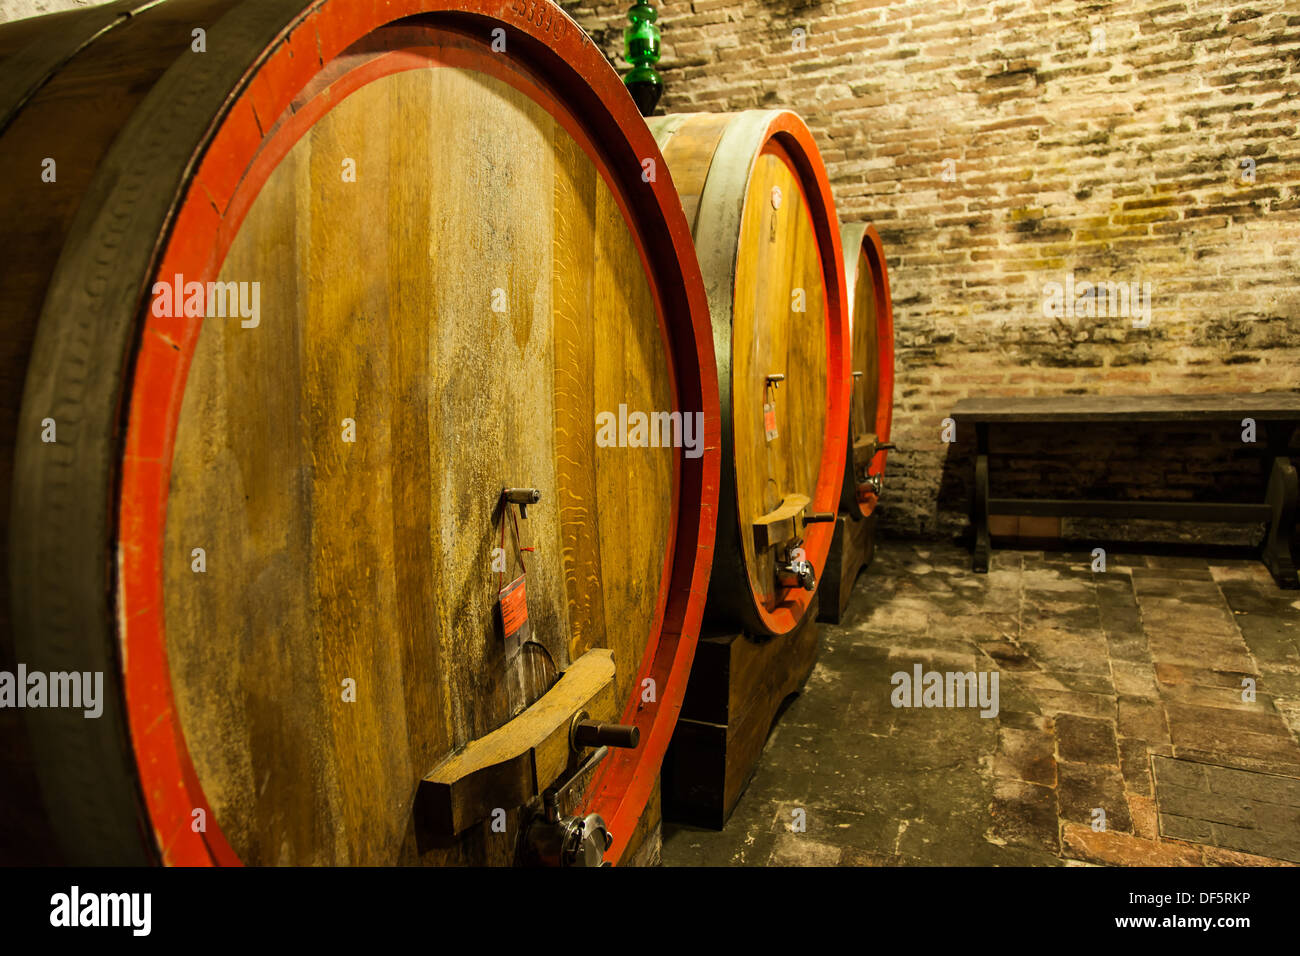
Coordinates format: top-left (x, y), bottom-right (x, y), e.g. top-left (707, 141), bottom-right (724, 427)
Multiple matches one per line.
top-left (497, 574), bottom-right (528, 643)
top-left (764, 402), bottom-right (778, 442)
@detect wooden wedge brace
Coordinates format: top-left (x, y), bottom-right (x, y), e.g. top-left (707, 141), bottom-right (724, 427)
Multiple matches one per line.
top-left (418, 649), bottom-right (617, 837)
top-left (753, 493), bottom-right (812, 553)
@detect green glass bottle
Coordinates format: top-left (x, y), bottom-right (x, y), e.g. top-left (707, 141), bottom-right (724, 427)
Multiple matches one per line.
top-left (623, 2), bottom-right (663, 117)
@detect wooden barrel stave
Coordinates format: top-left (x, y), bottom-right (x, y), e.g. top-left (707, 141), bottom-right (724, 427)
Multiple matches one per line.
top-left (0, 0), bottom-right (255, 869)
top-left (0, 0), bottom-right (719, 866)
top-left (649, 110), bottom-right (850, 638)
top-left (839, 221), bottom-right (896, 519)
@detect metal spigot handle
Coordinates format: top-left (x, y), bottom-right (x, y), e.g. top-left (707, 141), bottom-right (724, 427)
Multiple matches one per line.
top-left (573, 720), bottom-right (640, 750)
top-left (503, 487), bottom-right (541, 518)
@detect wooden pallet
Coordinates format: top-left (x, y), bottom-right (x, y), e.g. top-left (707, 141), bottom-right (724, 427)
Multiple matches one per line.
top-left (818, 513), bottom-right (876, 624)
top-left (661, 600), bottom-right (821, 829)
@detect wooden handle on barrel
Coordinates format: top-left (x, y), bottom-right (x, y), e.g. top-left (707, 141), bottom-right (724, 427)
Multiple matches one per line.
top-left (417, 649), bottom-right (617, 838)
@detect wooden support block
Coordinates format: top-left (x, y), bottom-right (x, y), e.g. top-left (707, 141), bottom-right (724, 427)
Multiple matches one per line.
top-left (818, 513), bottom-right (875, 625)
top-left (661, 602), bottom-right (821, 829)
top-left (416, 649), bottom-right (616, 838)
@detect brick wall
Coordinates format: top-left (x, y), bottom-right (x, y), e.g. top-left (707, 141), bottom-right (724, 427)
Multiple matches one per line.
top-left (5, 0), bottom-right (1298, 547)
top-left (565, 0), bottom-right (1300, 546)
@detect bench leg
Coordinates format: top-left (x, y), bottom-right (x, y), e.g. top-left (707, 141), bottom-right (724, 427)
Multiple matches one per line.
top-left (1263, 453), bottom-right (1299, 589)
top-left (973, 423), bottom-right (990, 573)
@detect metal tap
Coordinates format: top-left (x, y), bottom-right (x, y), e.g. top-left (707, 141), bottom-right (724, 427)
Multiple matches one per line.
top-left (521, 714), bottom-right (640, 867)
top-left (775, 540), bottom-right (817, 592)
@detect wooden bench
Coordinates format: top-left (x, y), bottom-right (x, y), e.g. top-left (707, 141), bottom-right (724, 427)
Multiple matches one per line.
top-left (950, 392), bottom-right (1300, 588)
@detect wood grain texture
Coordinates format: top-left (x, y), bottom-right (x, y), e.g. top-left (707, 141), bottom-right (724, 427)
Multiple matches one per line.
top-left (0, 6), bottom-right (240, 864)
top-left (163, 66), bottom-right (671, 865)
top-left (850, 244), bottom-right (880, 470)
top-left (732, 148), bottom-right (828, 609)
top-left (0, 0), bottom-right (717, 869)
top-left (648, 112), bottom-right (730, 231)
top-left (839, 221), bottom-right (894, 518)
top-left (552, 126), bottom-right (608, 672)
top-left (589, 166), bottom-right (675, 712)
top-left (650, 112), bottom-right (840, 636)
top-left (0, 8), bottom-right (195, 866)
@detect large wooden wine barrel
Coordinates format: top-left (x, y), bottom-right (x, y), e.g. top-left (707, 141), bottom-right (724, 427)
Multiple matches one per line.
top-left (648, 111), bottom-right (850, 638)
top-left (0, 0), bottom-right (719, 866)
top-left (840, 222), bottom-right (895, 519)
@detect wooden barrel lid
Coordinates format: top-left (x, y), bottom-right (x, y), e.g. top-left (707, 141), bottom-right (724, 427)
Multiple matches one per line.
top-left (4, 0), bottom-right (718, 866)
top-left (840, 221), bottom-right (896, 518)
top-left (649, 111), bottom-right (850, 637)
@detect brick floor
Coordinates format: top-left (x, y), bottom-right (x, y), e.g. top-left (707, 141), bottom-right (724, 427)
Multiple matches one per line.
top-left (1153, 756), bottom-right (1300, 862)
top-left (662, 540), bottom-right (1300, 866)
